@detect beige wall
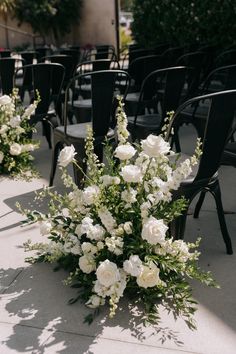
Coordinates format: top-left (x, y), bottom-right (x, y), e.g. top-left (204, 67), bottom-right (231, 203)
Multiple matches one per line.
top-left (0, 0), bottom-right (117, 50)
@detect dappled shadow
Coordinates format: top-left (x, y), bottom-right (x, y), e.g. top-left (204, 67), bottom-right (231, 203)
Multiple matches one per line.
top-left (1, 264), bottom-right (185, 353)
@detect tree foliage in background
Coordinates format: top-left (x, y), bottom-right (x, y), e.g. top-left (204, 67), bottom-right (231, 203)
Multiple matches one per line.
top-left (132, 0), bottom-right (236, 49)
top-left (14, 0), bottom-right (83, 44)
top-left (120, 0), bottom-right (133, 11)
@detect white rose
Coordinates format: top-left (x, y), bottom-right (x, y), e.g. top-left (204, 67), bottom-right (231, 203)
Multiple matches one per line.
top-left (96, 260), bottom-right (120, 287)
top-left (79, 254), bottom-right (96, 274)
top-left (101, 175), bottom-right (120, 186)
top-left (120, 164), bottom-right (142, 183)
top-left (9, 115), bottom-right (21, 128)
top-left (136, 262), bottom-right (161, 288)
top-left (114, 144), bottom-right (136, 160)
top-left (141, 134), bottom-right (170, 157)
top-left (22, 103), bottom-right (36, 118)
top-left (39, 220), bottom-right (52, 236)
top-left (58, 145), bottom-right (76, 167)
top-left (141, 216), bottom-right (168, 245)
top-left (123, 255), bottom-right (142, 276)
top-left (0, 151), bottom-right (4, 163)
top-left (0, 95), bottom-right (12, 106)
top-left (82, 185), bottom-right (100, 205)
top-left (10, 143), bottom-right (22, 156)
top-left (0, 125), bottom-right (8, 135)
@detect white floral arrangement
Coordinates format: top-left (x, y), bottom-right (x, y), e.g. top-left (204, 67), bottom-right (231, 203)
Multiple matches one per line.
top-left (20, 99), bottom-right (216, 329)
top-left (0, 90), bottom-right (39, 179)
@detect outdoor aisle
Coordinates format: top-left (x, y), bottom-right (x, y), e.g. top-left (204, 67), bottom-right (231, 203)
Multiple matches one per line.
top-left (1, 125), bottom-right (236, 354)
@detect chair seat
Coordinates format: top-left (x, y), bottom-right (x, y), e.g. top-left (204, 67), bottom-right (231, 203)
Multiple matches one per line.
top-left (128, 113), bottom-right (162, 129)
top-left (55, 122), bottom-right (115, 140)
top-left (71, 98), bottom-right (92, 109)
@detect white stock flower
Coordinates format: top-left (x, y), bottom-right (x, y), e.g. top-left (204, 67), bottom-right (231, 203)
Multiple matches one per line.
top-left (171, 240), bottom-right (190, 262)
top-left (0, 125), bottom-right (8, 135)
top-left (120, 164), bottom-right (142, 183)
top-left (105, 236), bottom-right (124, 255)
top-left (10, 143), bottom-right (22, 156)
top-left (141, 216), bottom-right (168, 245)
top-left (101, 175), bottom-right (120, 186)
top-left (21, 143), bottom-right (35, 152)
top-left (0, 95), bottom-right (11, 106)
top-left (0, 151), bottom-right (4, 163)
top-left (86, 294), bottom-right (105, 308)
top-left (123, 221), bottom-right (133, 234)
top-left (141, 134), bottom-right (170, 157)
top-left (123, 255), bottom-right (142, 276)
top-left (121, 188), bottom-right (137, 204)
top-left (98, 208), bottom-right (117, 232)
top-left (79, 254), bottom-right (96, 274)
top-left (39, 220), bottom-right (52, 236)
top-left (136, 262), bottom-right (161, 288)
top-left (58, 145), bottom-right (76, 167)
top-left (114, 144), bottom-right (136, 160)
top-left (22, 103), bottom-right (36, 118)
top-left (96, 260), bottom-right (120, 287)
top-left (9, 115), bottom-right (21, 128)
top-left (83, 185), bottom-right (100, 205)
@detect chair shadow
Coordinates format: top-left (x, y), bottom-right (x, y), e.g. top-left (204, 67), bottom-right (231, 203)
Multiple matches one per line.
top-left (0, 264), bottom-right (185, 353)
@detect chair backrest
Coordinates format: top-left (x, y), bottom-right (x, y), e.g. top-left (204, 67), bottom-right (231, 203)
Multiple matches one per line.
top-left (0, 57), bottom-right (16, 94)
top-left (20, 51), bottom-right (37, 65)
top-left (128, 54), bottom-right (162, 89)
top-left (76, 59), bottom-right (114, 75)
top-left (214, 49), bottom-right (236, 68)
top-left (15, 63), bottom-right (65, 120)
top-left (64, 69), bottom-right (130, 137)
top-left (201, 64), bottom-right (236, 93)
top-left (0, 49), bottom-right (11, 58)
top-left (136, 66), bottom-right (188, 122)
top-left (161, 46), bottom-right (185, 67)
top-left (42, 54), bottom-right (76, 87)
top-left (167, 90), bottom-right (236, 181)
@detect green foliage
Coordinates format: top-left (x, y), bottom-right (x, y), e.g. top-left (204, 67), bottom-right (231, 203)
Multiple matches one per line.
top-left (14, 0), bottom-right (83, 42)
top-left (132, 0), bottom-right (236, 49)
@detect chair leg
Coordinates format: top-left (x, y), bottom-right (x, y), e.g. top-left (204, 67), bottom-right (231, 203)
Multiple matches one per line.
top-left (210, 182), bottom-right (233, 255)
top-left (42, 120), bottom-right (52, 149)
top-left (169, 210), bottom-right (189, 240)
top-left (49, 142), bottom-right (63, 186)
top-left (194, 190), bottom-right (207, 218)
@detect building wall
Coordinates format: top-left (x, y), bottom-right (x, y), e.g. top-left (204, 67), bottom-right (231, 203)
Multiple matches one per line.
top-left (0, 0), bottom-right (117, 50)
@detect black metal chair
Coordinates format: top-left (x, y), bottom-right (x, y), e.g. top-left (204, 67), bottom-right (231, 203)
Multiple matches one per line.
top-left (0, 57), bottom-right (16, 95)
top-left (49, 69), bottom-right (130, 186)
top-left (166, 90), bottom-right (236, 255)
top-left (15, 63), bottom-right (65, 148)
top-left (173, 64), bottom-right (236, 146)
top-left (127, 66), bottom-right (189, 142)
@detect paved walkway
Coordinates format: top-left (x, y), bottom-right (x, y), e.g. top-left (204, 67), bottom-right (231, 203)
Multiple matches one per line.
top-left (0, 126), bottom-right (236, 354)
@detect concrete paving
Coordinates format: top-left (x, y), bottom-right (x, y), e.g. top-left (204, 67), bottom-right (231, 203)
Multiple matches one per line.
top-left (0, 125), bottom-right (236, 354)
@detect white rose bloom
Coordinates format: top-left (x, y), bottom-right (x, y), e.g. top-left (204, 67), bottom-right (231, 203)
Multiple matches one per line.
top-left (0, 151), bottom-right (4, 163)
top-left (83, 185), bottom-right (100, 205)
top-left (39, 220), bottom-right (52, 236)
top-left (10, 143), bottom-right (22, 156)
top-left (86, 294), bottom-right (105, 308)
top-left (70, 244), bottom-right (81, 255)
top-left (9, 115), bottom-right (21, 128)
top-left (22, 103), bottom-right (36, 118)
top-left (141, 134), bottom-right (170, 157)
top-left (0, 95), bottom-right (12, 106)
top-left (136, 262), bottom-right (161, 288)
top-left (114, 143), bottom-right (136, 160)
top-left (142, 216), bottom-right (168, 245)
top-left (96, 260), bottom-right (120, 287)
top-left (79, 254), bottom-right (96, 274)
top-left (123, 255), bottom-right (143, 276)
top-left (58, 145), bottom-right (76, 167)
top-left (81, 242), bottom-right (97, 255)
top-left (0, 124), bottom-right (8, 135)
top-left (105, 236), bottom-right (123, 255)
top-left (120, 164), bottom-right (142, 183)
